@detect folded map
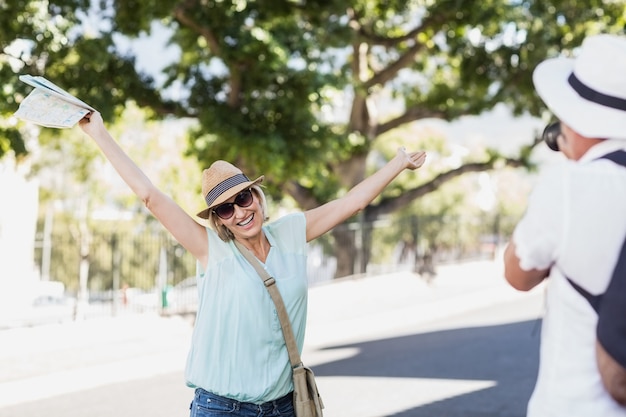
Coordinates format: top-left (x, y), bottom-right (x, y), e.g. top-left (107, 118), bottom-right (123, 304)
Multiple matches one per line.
top-left (14, 75), bottom-right (95, 129)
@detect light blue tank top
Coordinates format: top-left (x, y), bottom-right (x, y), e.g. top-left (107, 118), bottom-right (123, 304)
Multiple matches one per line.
top-left (184, 212), bottom-right (308, 404)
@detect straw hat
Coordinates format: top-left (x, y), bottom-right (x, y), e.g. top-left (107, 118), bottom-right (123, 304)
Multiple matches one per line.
top-left (196, 160), bottom-right (264, 219)
top-left (532, 34), bottom-right (626, 139)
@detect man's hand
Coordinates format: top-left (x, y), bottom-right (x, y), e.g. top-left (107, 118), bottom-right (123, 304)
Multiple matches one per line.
top-left (597, 340), bottom-right (626, 406)
top-left (503, 240), bottom-right (550, 291)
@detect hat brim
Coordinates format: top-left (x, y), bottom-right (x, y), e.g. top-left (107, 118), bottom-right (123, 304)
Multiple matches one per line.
top-left (533, 58), bottom-right (626, 139)
top-left (196, 175), bottom-right (264, 219)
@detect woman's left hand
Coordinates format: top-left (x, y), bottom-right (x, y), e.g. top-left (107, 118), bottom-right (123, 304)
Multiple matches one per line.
top-left (397, 147), bottom-right (427, 170)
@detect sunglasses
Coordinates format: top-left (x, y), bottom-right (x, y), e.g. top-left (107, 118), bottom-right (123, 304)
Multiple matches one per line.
top-left (212, 189), bottom-right (254, 220)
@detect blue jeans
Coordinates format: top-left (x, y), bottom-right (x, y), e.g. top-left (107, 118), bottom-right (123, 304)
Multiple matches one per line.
top-left (189, 388), bottom-right (295, 417)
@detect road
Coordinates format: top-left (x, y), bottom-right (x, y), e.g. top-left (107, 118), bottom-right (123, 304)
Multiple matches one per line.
top-left (0, 260), bottom-right (544, 417)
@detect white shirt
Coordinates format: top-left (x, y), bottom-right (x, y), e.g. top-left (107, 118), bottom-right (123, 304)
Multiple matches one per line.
top-left (512, 139), bottom-right (626, 417)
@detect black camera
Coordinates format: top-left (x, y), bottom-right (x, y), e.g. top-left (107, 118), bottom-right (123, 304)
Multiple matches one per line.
top-left (542, 122), bottom-right (561, 152)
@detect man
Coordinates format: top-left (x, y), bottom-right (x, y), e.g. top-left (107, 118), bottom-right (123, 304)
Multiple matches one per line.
top-left (503, 34), bottom-right (626, 416)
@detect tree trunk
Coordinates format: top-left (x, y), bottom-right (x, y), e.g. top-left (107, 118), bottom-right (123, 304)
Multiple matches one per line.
top-left (360, 222), bottom-right (373, 274)
top-left (331, 227), bottom-right (357, 278)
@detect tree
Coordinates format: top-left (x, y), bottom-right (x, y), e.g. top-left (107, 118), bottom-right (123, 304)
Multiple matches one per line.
top-left (2, 1), bottom-right (624, 276)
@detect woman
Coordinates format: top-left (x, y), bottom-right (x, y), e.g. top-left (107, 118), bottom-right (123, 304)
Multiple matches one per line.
top-left (79, 111), bottom-right (426, 417)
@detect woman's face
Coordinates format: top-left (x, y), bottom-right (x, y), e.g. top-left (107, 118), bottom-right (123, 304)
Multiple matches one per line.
top-left (215, 189), bottom-right (264, 238)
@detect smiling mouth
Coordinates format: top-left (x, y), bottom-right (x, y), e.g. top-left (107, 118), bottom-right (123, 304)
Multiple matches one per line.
top-left (238, 214), bottom-right (254, 226)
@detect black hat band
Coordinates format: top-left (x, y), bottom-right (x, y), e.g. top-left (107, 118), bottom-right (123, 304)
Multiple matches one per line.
top-left (569, 73), bottom-right (626, 111)
top-left (205, 173), bottom-right (250, 207)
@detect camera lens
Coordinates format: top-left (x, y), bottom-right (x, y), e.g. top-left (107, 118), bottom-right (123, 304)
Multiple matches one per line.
top-left (542, 122), bottom-right (561, 152)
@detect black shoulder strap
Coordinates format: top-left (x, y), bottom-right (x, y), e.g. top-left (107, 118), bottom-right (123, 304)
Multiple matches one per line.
top-left (566, 150), bottom-right (626, 311)
top-left (597, 234), bottom-right (626, 366)
top-left (600, 150), bottom-right (626, 167)
top-left (595, 150), bottom-right (626, 367)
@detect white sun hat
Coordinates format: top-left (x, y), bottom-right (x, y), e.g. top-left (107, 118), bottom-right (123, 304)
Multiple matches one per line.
top-left (533, 34), bottom-right (626, 140)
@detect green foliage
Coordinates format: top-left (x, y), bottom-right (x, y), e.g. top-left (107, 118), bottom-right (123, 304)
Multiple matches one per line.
top-left (3, 0), bottom-right (624, 177)
top-left (2, 0), bottom-right (625, 276)
top-left (0, 125), bottom-right (27, 158)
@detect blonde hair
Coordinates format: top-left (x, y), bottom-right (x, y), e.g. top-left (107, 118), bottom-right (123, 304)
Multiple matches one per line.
top-left (207, 185), bottom-right (269, 241)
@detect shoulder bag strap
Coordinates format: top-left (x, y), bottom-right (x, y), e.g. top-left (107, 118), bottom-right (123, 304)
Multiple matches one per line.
top-left (600, 150), bottom-right (626, 167)
top-left (565, 150), bottom-right (626, 310)
top-left (234, 240), bottom-right (303, 369)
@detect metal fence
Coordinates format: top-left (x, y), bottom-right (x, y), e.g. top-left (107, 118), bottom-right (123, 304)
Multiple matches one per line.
top-left (31, 212), bottom-right (512, 318)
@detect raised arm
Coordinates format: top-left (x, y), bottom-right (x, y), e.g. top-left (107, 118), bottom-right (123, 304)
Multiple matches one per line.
top-left (304, 148), bottom-right (426, 242)
top-left (79, 112), bottom-right (208, 265)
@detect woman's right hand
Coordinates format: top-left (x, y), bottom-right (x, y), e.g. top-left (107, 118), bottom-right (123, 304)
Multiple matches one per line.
top-left (78, 111), bottom-right (106, 137)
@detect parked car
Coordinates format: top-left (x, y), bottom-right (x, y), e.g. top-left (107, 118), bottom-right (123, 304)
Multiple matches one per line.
top-left (0, 293), bottom-right (76, 329)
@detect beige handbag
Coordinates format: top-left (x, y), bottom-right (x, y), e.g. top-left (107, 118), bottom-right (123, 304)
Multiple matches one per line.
top-left (235, 241), bottom-right (324, 417)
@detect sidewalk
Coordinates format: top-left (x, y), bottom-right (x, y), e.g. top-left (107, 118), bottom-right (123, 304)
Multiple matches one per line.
top-left (304, 258), bottom-right (536, 358)
top-left (0, 314), bottom-right (193, 408)
top-left (0, 258), bottom-right (540, 410)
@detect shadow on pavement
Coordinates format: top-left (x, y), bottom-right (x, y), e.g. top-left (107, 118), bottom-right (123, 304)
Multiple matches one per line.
top-left (313, 319), bottom-right (541, 417)
top-left (0, 371), bottom-right (191, 417)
